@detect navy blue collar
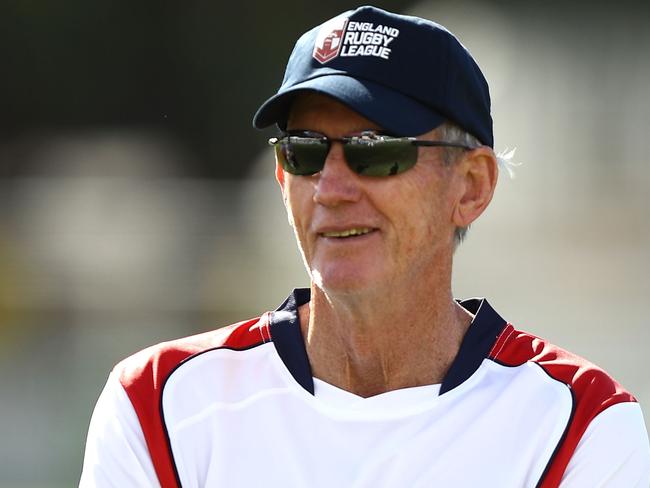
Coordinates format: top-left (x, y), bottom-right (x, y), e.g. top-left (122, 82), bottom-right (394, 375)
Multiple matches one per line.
top-left (269, 288), bottom-right (507, 396)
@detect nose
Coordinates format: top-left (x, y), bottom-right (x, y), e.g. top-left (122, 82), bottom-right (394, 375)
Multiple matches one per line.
top-left (313, 142), bottom-right (363, 207)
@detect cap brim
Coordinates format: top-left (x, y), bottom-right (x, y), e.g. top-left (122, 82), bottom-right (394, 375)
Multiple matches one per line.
top-left (252, 74), bottom-right (445, 137)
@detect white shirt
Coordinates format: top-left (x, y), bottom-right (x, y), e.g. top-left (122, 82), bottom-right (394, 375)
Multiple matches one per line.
top-left (80, 290), bottom-right (650, 487)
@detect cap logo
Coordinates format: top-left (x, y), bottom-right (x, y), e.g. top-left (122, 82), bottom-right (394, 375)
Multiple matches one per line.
top-left (313, 18), bottom-right (348, 64)
top-left (313, 18), bottom-right (400, 64)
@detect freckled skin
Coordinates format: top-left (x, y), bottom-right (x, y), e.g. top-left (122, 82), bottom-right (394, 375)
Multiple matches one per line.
top-left (279, 93), bottom-right (457, 297)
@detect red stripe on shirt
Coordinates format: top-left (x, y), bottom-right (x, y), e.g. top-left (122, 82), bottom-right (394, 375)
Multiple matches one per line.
top-left (115, 313), bottom-right (270, 488)
top-left (490, 326), bottom-right (636, 487)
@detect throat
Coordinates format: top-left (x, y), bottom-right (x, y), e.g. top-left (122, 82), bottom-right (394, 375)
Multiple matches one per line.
top-left (340, 356), bottom-right (444, 398)
top-left (300, 298), bottom-right (471, 398)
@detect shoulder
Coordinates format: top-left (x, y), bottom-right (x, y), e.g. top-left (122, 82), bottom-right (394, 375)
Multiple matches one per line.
top-left (489, 324), bottom-right (636, 408)
top-left (489, 324), bottom-right (643, 487)
top-left (103, 313), bottom-right (272, 487)
top-left (115, 313), bottom-right (272, 392)
top-left (113, 312), bottom-right (273, 449)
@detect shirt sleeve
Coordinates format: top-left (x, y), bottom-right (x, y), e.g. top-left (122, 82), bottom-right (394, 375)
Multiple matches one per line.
top-left (559, 402), bottom-right (650, 488)
top-left (79, 371), bottom-right (161, 487)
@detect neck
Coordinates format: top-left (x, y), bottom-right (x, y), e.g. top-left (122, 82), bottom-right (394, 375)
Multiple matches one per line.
top-left (299, 270), bottom-right (473, 398)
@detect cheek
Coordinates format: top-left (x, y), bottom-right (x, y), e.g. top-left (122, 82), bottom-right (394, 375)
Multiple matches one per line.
top-left (283, 179), bottom-right (313, 238)
top-left (397, 172), bottom-right (454, 245)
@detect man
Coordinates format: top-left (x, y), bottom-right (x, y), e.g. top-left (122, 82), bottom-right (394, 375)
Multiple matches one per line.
top-left (80, 6), bottom-right (650, 487)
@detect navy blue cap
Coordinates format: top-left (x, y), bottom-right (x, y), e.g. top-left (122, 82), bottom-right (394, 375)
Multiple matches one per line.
top-left (253, 6), bottom-right (493, 147)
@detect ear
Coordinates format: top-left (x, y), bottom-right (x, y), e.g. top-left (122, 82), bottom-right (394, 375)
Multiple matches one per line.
top-left (451, 147), bottom-right (498, 229)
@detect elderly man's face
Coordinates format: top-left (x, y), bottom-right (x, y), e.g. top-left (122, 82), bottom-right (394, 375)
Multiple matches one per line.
top-left (277, 93), bottom-right (458, 295)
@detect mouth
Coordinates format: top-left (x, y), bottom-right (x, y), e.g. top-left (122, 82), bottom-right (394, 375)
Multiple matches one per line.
top-left (319, 227), bottom-right (375, 238)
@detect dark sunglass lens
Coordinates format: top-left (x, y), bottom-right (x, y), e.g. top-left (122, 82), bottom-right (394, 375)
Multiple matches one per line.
top-left (278, 137), bottom-right (329, 176)
top-left (345, 139), bottom-right (418, 176)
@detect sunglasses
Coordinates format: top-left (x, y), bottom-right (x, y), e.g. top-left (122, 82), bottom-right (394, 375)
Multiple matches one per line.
top-left (269, 130), bottom-right (473, 177)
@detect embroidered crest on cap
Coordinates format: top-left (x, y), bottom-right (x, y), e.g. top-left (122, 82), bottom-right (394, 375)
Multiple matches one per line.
top-left (313, 17), bottom-right (348, 64)
top-left (313, 18), bottom-right (400, 64)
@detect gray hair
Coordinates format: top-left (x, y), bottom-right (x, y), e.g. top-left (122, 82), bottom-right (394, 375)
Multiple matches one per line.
top-left (437, 122), bottom-right (517, 248)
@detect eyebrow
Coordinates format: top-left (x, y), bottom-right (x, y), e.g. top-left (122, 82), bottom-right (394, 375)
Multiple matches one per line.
top-left (283, 129), bottom-right (393, 137)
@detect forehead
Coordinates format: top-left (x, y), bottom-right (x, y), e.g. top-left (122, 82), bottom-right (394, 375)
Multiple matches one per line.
top-left (286, 92), bottom-right (381, 134)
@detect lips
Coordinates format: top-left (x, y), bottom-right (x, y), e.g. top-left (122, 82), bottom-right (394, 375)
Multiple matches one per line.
top-left (319, 227), bottom-right (375, 238)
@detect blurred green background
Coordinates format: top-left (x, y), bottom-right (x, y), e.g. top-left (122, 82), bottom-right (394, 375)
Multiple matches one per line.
top-left (1, 1), bottom-right (649, 486)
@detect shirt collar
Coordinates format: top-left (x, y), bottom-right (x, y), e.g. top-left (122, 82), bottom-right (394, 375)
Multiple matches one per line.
top-left (269, 289), bottom-right (508, 396)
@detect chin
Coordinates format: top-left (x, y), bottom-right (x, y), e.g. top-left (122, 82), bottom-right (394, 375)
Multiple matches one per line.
top-left (311, 266), bottom-right (382, 296)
